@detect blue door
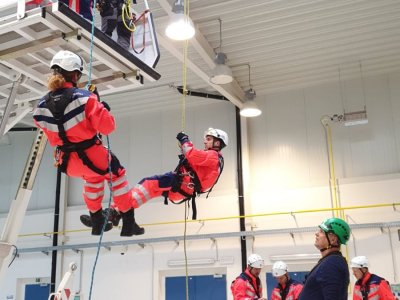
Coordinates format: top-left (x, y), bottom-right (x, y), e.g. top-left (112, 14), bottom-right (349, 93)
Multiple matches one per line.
top-left (25, 283), bottom-right (50, 300)
top-left (266, 271), bottom-right (307, 299)
top-left (166, 274), bottom-right (227, 300)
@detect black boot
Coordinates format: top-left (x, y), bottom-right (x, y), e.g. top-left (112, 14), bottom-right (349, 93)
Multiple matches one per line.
top-left (80, 207), bottom-right (121, 228)
top-left (104, 207), bottom-right (121, 226)
top-left (120, 208), bottom-right (145, 237)
top-left (89, 209), bottom-right (113, 235)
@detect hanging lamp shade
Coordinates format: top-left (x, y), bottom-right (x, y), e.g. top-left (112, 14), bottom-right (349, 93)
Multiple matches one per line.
top-left (240, 89), bottom-right (262, 117)
top-left (210, 52), bottom-right (233, 85)
top-left (165, 0), bottom-right (195, 41)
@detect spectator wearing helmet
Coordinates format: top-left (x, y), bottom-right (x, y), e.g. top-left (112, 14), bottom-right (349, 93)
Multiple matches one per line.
top-left (351, 256), bottom-right (395, 300)
top-left (33, 50), bottom-right (144, 237)
top-left (231, 254), bottom-right (267, 300)
top-left (271, 261), bottom-right (303, 300)
top-left (79, 128), bottom-right (227, 228)
top-left (298, 218), bottom-right (351, 300)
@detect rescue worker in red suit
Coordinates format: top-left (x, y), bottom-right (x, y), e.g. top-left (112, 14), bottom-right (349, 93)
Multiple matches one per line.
top-left (351, 256), bottom-right (395, 300)
top-left (129, 128), bottom-right (226, 209)
top-left (271, 261), bottom-right (303, 300)
top-left (231, 254), bottom-right (267, 300)
top-left (32, 50), bottom-right (144, 237)
top-left (79, 128), bottom-right (227, 228)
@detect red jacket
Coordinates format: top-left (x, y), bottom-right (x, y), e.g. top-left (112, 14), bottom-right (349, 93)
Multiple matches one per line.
top-left (33, 82), bottom-right (114, 146)
top-left (271, 279), bottom-right (303, 300)
top-left (168, 141), bottom-right (222, 201)
top-left (353, 272), bottom-right (395, 300)
top-left (231, 269), bottom-right (263, 300)
top-left (33, 82), bottom-right (114, 177)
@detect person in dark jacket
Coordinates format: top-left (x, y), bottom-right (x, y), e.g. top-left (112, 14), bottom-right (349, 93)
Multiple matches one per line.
top-left (60, 0), bottom-right (94, 21)
top-left (298, 217), bottom-right (351, 300)
top-left (96, 0), bottom-right (133, 50)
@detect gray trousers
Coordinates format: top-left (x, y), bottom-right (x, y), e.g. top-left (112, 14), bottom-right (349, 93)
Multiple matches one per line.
top-left (101, 7), bottom-right (131, 50)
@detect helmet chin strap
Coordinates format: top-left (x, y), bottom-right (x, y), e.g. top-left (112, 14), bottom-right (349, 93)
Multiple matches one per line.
top-left (320, 231), bottom-right (340, 252)
top-left (360, 268), bottom-right (367, 280)
top-left (211, 139), bottom-right (222, 151)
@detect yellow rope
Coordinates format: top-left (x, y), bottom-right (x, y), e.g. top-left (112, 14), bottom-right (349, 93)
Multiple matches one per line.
top-left (122, 0), bottom-right (137, 32)
top-left (172, 0), bottom-right (191, 298)
top-left (181, 1), bottom-right (190, 298)
top-left (18, 202), bottom-right (400, 237)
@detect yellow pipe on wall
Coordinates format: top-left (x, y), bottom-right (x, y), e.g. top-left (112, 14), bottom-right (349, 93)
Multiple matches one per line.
top-left (18, 202), bottom-right (400, 237)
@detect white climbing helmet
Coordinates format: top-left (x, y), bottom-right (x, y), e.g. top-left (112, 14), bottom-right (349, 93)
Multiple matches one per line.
top-left (50, 50), bottom-right (85, 73)
top-left (351, 256), bottom-right (369, 268)
top-left (272, 261), bottom-right (288, 277)
top-left (247, 254), bottom-right (264, 268)
top-left (204, 127), bottom-right (228, 148)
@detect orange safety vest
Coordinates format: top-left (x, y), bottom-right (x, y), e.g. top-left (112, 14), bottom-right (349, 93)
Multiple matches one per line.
top-left (231, 269), bottom-right (263, 300)
top-left (271, 279), bottom-right (303, 300)
top-left (353, 272), bottom-right (396, 300)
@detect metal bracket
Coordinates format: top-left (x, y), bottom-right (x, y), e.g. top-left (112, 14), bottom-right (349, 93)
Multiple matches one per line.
top-left (43, 233), bottom-right (53, 239)
top-left (290, 212), bottom-right (300, 228)
top-left (0, 74), bottom-right (23, 137)
top-left (289, 232), bottom-right (296, 246)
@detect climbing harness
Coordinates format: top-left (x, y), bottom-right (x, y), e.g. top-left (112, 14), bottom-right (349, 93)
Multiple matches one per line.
top-left (44, 89), bottom-right (121, 176)
top-left (163, 153), bottom-right (224, 220)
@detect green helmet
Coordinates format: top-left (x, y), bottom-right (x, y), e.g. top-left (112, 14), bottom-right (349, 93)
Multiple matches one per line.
top-left (319, 218), bottom-right (350, 245)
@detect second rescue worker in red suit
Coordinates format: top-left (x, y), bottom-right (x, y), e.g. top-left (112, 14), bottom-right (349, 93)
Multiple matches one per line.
top-left (231, 254), bottom-right (266, 300)
top-left (32, 50), bottom-right (144, 237)
top-left (351, 256), bottom-right (395, 300)
top-left (129, 128), bottom-right (227, 209)
top-left (271, 261), bottom-right (303, 300)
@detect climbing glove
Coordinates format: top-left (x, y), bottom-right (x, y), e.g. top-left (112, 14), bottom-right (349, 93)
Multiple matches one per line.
top-left (176, 132), bottom-right (189, 145)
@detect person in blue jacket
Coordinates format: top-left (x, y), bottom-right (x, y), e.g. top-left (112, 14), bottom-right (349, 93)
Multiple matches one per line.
top-left (60, 0), bottom-right (94, 21)
top-left (298, 217), bottom-right (351, 300)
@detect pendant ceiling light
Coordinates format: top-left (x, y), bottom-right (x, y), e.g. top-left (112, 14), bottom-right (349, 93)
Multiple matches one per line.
top-left (210, 18), bottom-right (233, 85)
top-left (165, 0), bottom-right (195, 41)
top-left (240, 64), bottom-right (262, 117)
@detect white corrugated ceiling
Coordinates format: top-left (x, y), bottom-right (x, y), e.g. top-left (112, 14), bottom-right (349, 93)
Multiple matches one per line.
top-left (1, 0), bottom-right (400, 124)
top-left (107, 0), bottom-right (400, 116)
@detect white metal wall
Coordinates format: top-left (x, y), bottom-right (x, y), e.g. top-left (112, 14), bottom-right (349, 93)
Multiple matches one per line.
top-left (1, 72), bottom-right (400, 299)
